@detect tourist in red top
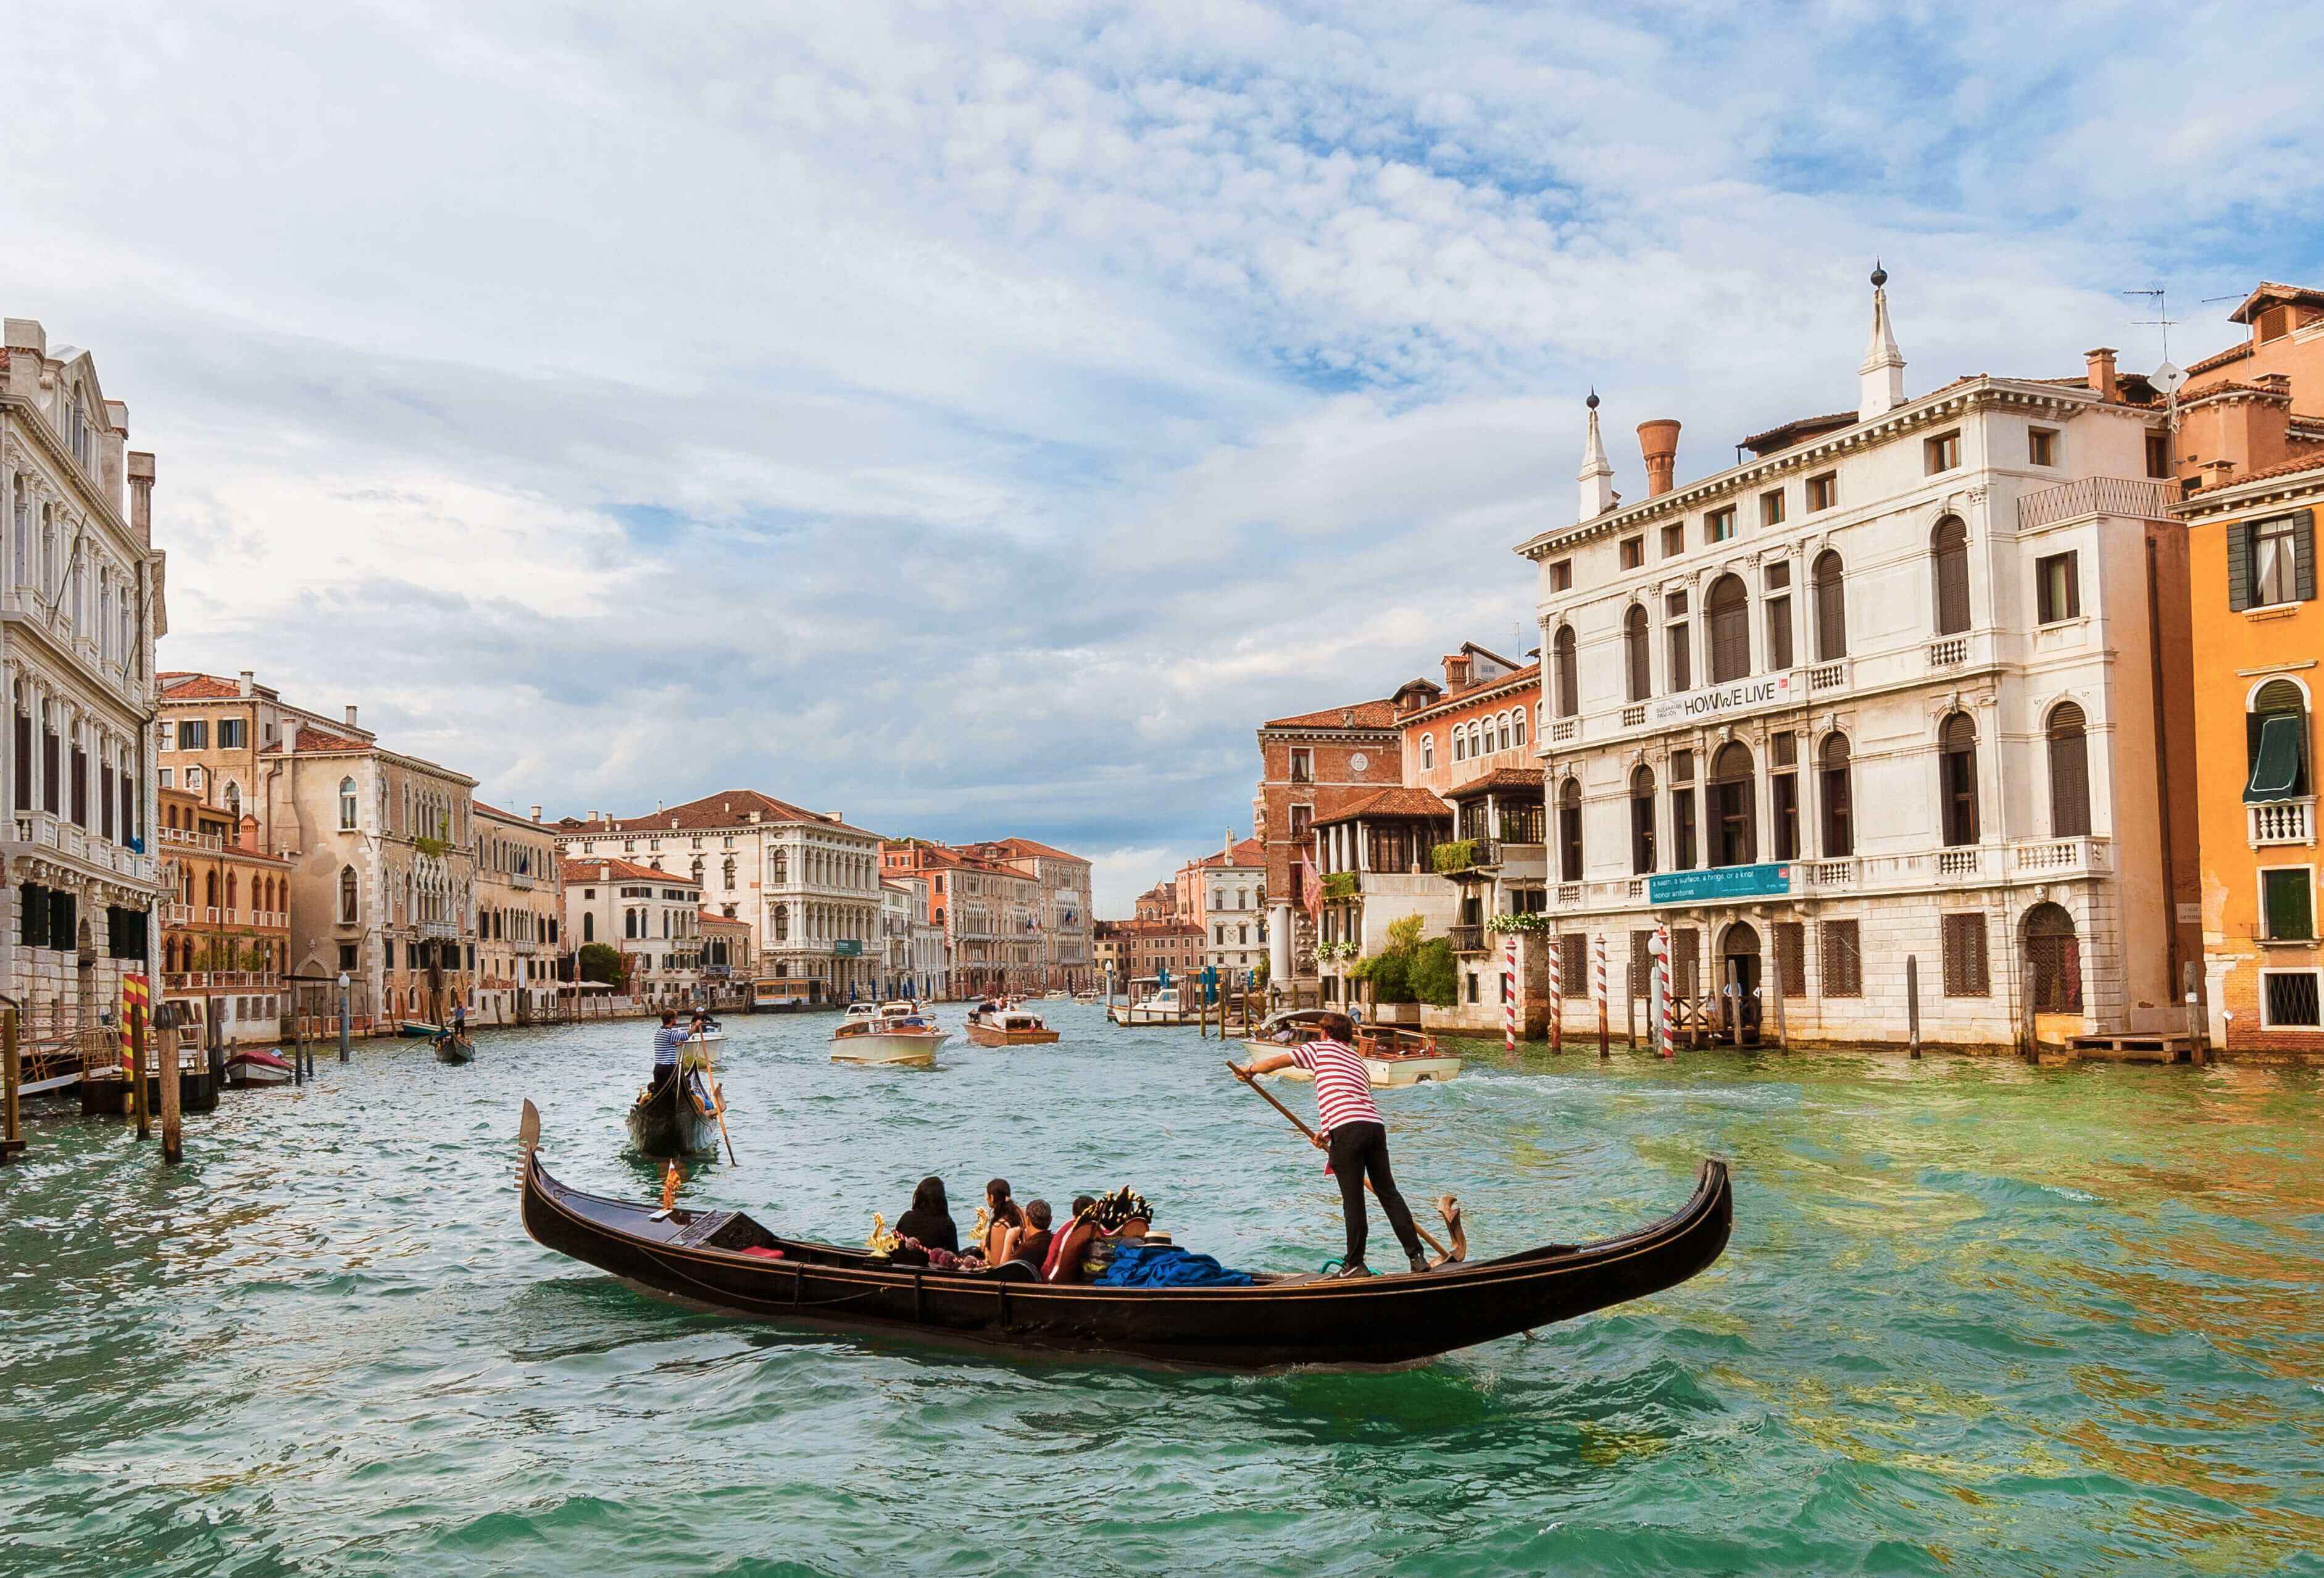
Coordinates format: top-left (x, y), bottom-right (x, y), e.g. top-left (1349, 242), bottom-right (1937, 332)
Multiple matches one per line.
top-left (1235, 1012), bottom-right (1428, 1279)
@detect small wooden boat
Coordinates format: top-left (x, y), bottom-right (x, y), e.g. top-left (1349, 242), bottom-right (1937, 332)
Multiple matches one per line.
top-left (517, 1102), bottom-right (1732, 1369)
top-left (625, 1065), bottom-right (721, 1157)
top-left (434, 1032), bottom-right (477, 1065)
top-left (224, 1047), bottom-right (294, 1087)
top-left (398, 1021), bottom-right (443, 1039)
top-left (1243, 1011), bottom-right (1464, 1087)
top-left (831, 1001), bottom-right (948, 1066)
top-left (965, 1007), bottom-right (1061, 1047)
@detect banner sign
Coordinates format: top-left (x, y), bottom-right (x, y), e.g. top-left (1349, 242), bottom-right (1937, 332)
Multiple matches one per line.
top-left (1645, 862), bottom-right (1793, 905)
top-left (833, 939), bottom-right (863, 958)
top-left (1649, 672), bottom-right (1795, 727)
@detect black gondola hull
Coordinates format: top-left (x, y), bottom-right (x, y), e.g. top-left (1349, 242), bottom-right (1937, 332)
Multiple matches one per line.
top-left (624, 1073), bottom-right (720, 1158)
top-left (519, 1147), bottom-right (1731, 1369)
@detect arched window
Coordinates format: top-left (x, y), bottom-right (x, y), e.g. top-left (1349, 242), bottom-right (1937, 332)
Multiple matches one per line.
top-left (1420, 733), bottom-right (1434, 770)
top-left (204, 869), bottom-right (218, 908)
top-left (338, 866), bottom-right (357, 924)
top-left (1514, 709), bottom-right (1527, 748)
top-left (186, 766), bottom-right (204, 793)
top-left (1707, 574), bottom-right (1750, 684)
top-left (225, 872), bottom-right (238, 912)
top-left (1630, 765), bottom-right (1657, 875)
top-left (1558, 777), bottom-right (1584, 881)
top-left (338, 777), bottom-right (357, 830)
top-left (1940, 713), bottom-right (1980, 846)
top-left (1498, 712), bottom-right (1513, 752)
top-left (774, 906), bottom-right (789, 941)
top-left (1453, 729), bottom-right (1466, 763)
top-left (772, 848), bottom-right (788, 883)
top-left (1819, 735), bottom-right (1854, 858)
top-left (224, 782), bottom-right (241, 823)
top-left (2047, 703), bottom-right (2091, 837)
top-left (1813, 550), bottom-right (1847, 662)
top-left (2246, 678), bottom-right (2310, 803)
top-left (1710, 741), bottom-right (1756, 867)
top-left (1931, 516), bottom-right (1970, 635)
top-left (1624, 604), bottom-right (1651, 702)
top-left (1553, 625), bottom-right (1579, 719)
top-left (2025, 903), bottom-right (2082, 1012)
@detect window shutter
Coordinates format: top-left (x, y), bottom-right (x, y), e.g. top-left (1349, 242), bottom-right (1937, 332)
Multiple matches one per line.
top-left (2227, 519), bottom-right (2252, 611)
top-left (2049, 707), bottom-right (2091, 837)
top-left (2296, 509), bottom-right (2316, 602)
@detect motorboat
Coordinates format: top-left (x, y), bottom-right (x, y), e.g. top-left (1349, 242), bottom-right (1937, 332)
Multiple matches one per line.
top-left (831, 1001), bottom-right (948, 1067)
top-left (1072, 990), bottom-right (1100, 1004)
top-left (965, 1006), bottom-right (1061, 1047)
top-left (223, 1047), bottom-right (294, 1087)
top-left (1108, 981), bottom-right (1198, 1026)
top-left (1243, 1011), bottom-right (1464, 1087)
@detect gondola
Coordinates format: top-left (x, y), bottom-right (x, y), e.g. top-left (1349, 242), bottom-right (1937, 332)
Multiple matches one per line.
top-left (433, 1032), bottom-right (476, 1065)
top-left (517, 1102), bottom-right (1733, 1369)
top-left (624, 1068), bottom-right (721, 1158)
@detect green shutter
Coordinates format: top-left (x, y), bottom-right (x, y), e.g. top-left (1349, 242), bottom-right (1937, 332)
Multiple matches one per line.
top-left (2246, 712), bottom-right (2307, 802)
top-left (2296, 509), bottom-right (2317, 602)
top-left (2227, 519), bottom-right (2252, 611)
top-left (2265, 871), bottom-right (2314, 941)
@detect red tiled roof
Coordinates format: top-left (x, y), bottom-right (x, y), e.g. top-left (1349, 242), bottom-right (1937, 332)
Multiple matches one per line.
top-left (1422, 661), bottom-right (1540, 714)
top-left (557, 856), bottom-right (700, 886)
top-left (1445, 767), bottom-right (1547, 799)
top-left (2183, 343), bottom-right (2248, 378)
top-left (1193, 837), bottom-right (1265, 867)
top-left (258, 725), bottom-right (369, 754)
top-left (2184, 449), bottom-right (2324, 493)
top-left (561, 789), bottom-right (878, 840)
top-left (1260, 698), bottom-right (1401, 730)
top-left (1739, 411), bottom-right (1857, 456)
top-left (974, 836), bottom-right (1088, 864)
top-left (2228, 281), bottom-right (2324, 325)
top-left (698, 908), bottom-right (749, 928)
top-left (1314, 787), bottom-right (1452, 825)
top-left (159, 672), bottom-right (247, 700)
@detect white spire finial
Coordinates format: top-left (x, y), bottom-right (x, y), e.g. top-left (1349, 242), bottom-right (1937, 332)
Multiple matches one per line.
top-left (1577, 388), bottom-right (1615, 521)
top-left (1858, 260), bottom-right (1905, 420)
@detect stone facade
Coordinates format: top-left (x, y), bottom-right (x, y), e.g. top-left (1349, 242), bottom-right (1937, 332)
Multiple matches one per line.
top-left (561, 856), bottom-right (702, 1004)
top-left (1514, 273), bottom-right (2198, 1051)
top-left (958, 838), bottom-right (1094, 990)
top-left (156, 785), bottom-right (290, 1045)
top-left (1, 318), bottom-right (167, 1046)
top-left (1254, 699), bottom-right (1402, 987)
top-left (473, 801), bottom-right (563, 1025)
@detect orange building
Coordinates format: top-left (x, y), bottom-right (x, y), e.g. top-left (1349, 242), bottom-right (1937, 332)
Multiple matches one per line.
top-left (156, 783), bottom-right (293, 1045)
top-left (1254, 696), bottom-right (1404, 984)
top-left (2172, 283), bottom-right (2324, 1055)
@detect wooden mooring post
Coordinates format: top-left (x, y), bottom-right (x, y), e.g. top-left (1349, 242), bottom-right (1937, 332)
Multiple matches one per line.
top-left (149, 1003), bottom-right (180, 1164)
top-left (1, 1005), bottom-right (22, 1164)
top-left (1906, 954), bottom-right (1922, 1059)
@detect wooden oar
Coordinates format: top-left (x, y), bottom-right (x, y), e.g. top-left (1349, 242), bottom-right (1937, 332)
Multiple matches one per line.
top-left (709, 1077), bottom-right (739, 1166)
top-left (1227, 1061), bottom-right (1447, 1259)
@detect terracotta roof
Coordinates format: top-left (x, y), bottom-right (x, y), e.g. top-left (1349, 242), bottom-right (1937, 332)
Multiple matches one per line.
top-left (1260, 698), bottom-right (1401, 730)
top-left (158, 672), bottom-right (248, 701)
top-left (1445, 767), bottom-right (1547, 799)
top-left (560, 789), bottom-right (877, 839)
top-left (2228, 281), bottom-right (2324, 325)
top-left (959, 836), bottom-right (1088, 864)
top-left (473, 799), bottom-right (548, 825)
top-left (698, 909), bottom-right (749, 928)
top-left (2179, 379), bottom-right (2294, 404)
top-left (1740, 411), bottom-right (1856, 456)
top-left (1426, 661), bottom-right (1540, 712)
top-left (557, 856), bottom-right (700, 886)
top-left (2186, 449), bottom-right (2324, 491)
top-left (1193, 838), bottom-right (1265, 868)
top-left (258, 725), bottom-right (369, 754)
top-left (1314, 787), bottom-right (1452, 825)
top-left (2183, 341), bottom-right (2251, 378)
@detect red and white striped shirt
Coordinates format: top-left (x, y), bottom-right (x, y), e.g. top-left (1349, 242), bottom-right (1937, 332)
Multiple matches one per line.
top-left (1288, 1040), bottom-right (1381, 1136)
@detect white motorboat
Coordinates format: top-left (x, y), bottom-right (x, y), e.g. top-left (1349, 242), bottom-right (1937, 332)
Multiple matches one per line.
top-left (1241, 1011), bottom-right (1464, 1087)
top-left (1107, 981), bottom-right (1199, 1026)
top-left (224, 1047), bottom-right (295, 1087)
top-left (831, 1001), bottom-right (949, 1067)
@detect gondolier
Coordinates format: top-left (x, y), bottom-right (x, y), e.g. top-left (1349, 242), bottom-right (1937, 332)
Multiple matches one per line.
top-left (649, 1011), bottom-right (688, 1093)
top-left (1234, 1011), bottom-right (1429, 1279)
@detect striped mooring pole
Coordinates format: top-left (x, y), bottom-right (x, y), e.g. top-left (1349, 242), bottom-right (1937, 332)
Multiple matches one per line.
top-left (1502, 933), bottom-right (1517, 1054)
top-left (1547, 935), bottom-right (1564, 1054)
top-left (1654, 923), bottom-right (1674, 1057)
top-left (1594, 933), bottom-right (1609, 1059)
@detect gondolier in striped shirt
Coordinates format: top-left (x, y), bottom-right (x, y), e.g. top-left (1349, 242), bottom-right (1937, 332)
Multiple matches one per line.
top-left (648, 1011), bottom-right (688, 1095)
top-left (1235, 1012), bottom-right (1429, 1279)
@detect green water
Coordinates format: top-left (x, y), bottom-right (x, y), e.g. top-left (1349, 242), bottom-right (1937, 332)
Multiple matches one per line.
top-left (3, 1003), bottom-right (2320, 1576)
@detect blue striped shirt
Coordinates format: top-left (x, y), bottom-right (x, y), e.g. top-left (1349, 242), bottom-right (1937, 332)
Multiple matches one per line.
top-left (652, 1025), bottom-right (689, 1067)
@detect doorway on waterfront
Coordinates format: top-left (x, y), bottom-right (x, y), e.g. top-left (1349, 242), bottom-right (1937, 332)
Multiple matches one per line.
top-left (1720, 920), bottom-right (1763, 1044)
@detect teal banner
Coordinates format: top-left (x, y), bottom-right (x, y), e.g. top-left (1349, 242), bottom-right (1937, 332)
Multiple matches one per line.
top-left (833, 939), bottom-right (863, 958)
top-left (1646, 862), bottom-right (1794, 906)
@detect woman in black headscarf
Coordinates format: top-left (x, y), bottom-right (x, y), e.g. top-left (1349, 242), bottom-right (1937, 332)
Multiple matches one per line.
top-left (894, 1175), bottom-right (958, 1254)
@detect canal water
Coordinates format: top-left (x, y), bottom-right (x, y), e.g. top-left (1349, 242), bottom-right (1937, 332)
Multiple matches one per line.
top-left (4, 1003), bottom-right (2319, 1576)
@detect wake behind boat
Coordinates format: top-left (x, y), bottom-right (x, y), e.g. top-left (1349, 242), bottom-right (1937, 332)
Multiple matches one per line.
top-left (515, 1101), bottom-right (1731, 1369)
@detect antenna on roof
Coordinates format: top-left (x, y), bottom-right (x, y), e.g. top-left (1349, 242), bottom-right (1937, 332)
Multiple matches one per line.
top-left (2122, 287), bottom-right (2177, 362)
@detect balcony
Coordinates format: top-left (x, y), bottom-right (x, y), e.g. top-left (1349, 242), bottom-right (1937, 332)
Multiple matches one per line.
top-left (2250, 798), bottom-right (2314, 848)
top-left (1927, 637), bottom-right (1969, 669)
top-left (2018, 475), bottom-right (2174, 530)
top-left (1447, 924), bottom-right (1488, 954)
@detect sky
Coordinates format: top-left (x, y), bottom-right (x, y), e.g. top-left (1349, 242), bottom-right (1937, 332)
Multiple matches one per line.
top-left (7, 1), bottom-right (2322, 916)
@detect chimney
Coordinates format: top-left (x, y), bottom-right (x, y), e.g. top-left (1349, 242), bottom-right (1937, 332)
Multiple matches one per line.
top-left (237, 670), bottom-right (254, 696)
top-left (1577, 390), bottom-right (1616, 520)
top-left (125, 451), bottom-right (155, 548)
top-left (344, 704), bottom-right (359, 730)
top-left (1636, 419), bottom-right (1681, 498)
top-left (1443, 653), bottom-right (1471, 690)
top-left (282, 718), bottom-right (299, 754)
top-left (2085, 347), bottom-right (2120, 403)
top-left (1859, 261), bottom-right (1907, 420)
top-left (530, 804), bottom-right (542, 822)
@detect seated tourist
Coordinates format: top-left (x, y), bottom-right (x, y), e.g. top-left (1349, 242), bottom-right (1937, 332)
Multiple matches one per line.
top-left (1042, 1194), bottom-right (1101, 1284)
top-left (1006, 1200), bottom-right (1054, 1272)
top-left (894, 1175), bottom-right (958, 1254)
top-left (982, 1178), bottom-right (1025, 1263)
top-left (1080, 1188), bottom-right (1153, 1279)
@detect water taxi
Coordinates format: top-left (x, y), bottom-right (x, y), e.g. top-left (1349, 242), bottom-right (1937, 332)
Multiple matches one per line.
top-left (831, 1001), bottom-right (949, 1067)
top-left (965, 1006), bottom-right (1061, 1047)
top-left (1108, 980), bottom-right (1200, 1026)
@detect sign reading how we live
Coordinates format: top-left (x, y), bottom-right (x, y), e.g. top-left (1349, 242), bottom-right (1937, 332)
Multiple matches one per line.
top-left (1650, 672), bottom-right (1796, 727)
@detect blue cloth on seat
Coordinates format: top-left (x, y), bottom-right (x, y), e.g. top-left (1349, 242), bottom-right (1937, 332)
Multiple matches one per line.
top-left (1091, 1242), bottom-right (1253, 1288)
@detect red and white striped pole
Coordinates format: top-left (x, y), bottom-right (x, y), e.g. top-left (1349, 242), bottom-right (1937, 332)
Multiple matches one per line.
top-left (1651, 924), bottom-right (1670, 1057)
top-left (1594, 933), bottom-right (1609, 1059)
top-left (1502, 933), bottom-right (1517, 1054)
top-left (1547, 933), bottom-right (1564, 1055)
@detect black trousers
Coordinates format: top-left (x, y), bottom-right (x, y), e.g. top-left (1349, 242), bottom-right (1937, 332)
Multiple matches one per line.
top-left (1326, 1121), bottom-right (1423, 1266)
top-left (648, 1062), bottom-right (677, 1095)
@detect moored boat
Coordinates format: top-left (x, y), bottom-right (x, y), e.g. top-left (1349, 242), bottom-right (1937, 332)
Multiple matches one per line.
top-left (517, 1101), bottom-right (1733, 1369)
top-left (1108, 981), bottom-right (1198, 1026)
top-left (831, 1001), bottom-right (948, 1066)
top-left (965, 1006), bottom-right (1061, 1047)
top-left (398, 1021), bottom-right (443, 1039)
top-left (1242, 1011), bottom-right (1464, 1087)
top-left (223, 1047), bottom-right (294, 1087)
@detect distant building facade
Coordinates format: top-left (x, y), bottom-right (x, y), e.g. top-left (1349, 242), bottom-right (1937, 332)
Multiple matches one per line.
top-left (1255, 699), bottom-right (1402, 988)
top-left (473, 801), bottom-right (562, 1025)
top-left (562, 856), bottom-right (702, 1004)
top-left (156, 783), bottom-right (290, 1045)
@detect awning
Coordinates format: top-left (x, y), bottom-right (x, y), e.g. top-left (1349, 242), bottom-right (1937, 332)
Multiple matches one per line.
top-left (2246, 713), bottom-right (2307, 803)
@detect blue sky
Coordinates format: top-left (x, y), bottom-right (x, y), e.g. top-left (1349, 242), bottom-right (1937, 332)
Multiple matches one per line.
top-left (7, 1), bottom-right (2321, 914)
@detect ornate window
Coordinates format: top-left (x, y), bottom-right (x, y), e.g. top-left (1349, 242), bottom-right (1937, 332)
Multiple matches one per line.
top-left (2047, 703), bottom-right (2091, 837)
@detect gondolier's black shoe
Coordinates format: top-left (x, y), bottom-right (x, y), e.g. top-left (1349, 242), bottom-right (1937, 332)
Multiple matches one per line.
top-left (1330, 1261), bottom-right (1371, 1279)
top-left (1409, 1253), bottom-right (1431, 1274)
